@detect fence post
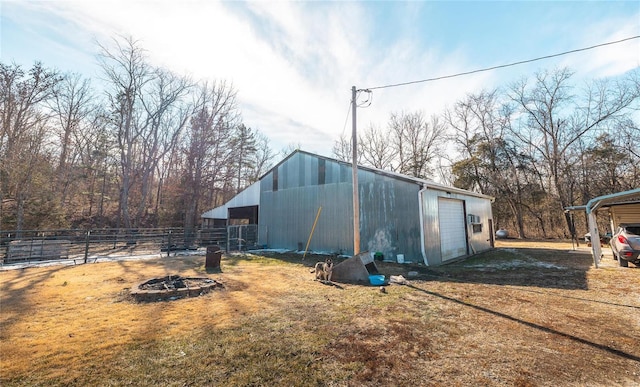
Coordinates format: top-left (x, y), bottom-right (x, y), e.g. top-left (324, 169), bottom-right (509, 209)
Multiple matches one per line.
top-left (29, 237), bottom-right (34, 264)
top-left (167, 229), bottom-right (172, 257)
top-left (84, 230), bottom-right (90, 264)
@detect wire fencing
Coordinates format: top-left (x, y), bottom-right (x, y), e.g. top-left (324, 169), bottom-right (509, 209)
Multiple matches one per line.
top-left (0, 227), bottom-right (230, 266)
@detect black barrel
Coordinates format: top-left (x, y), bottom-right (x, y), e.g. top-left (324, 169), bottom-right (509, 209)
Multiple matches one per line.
top-left (205, 245), bottom-right (222, 269)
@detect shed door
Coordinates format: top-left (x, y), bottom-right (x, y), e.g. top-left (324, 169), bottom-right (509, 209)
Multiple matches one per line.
top-left (438, 198), bottom-right (467, 261)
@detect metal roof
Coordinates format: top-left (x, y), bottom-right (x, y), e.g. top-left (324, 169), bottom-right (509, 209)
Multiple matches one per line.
top-left (565, 188), bottom-right (640, 213)
top-left (201, 181), bottom-right (261, 219)
top-left (585, 189), bottom-right (640, 213)
top-left (260, 149), bottom-right (494, 201)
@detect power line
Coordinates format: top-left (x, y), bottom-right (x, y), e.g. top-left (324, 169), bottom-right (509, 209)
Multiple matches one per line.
top-left (340, 99), bottom-right (352, 139)
top-left (356, 89), bottom-right (373, 108)
top-left (367, 35), bottom-right (640, 91)
top-left (341, 89), bottom-right (374, 138)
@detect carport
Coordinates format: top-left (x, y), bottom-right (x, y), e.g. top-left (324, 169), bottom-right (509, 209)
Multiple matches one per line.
top-left (565, 188), bottom-right (640, 268)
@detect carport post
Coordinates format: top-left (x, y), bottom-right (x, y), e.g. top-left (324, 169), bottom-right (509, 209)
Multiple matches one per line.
top-left (587, 211), bottom-right (601, 268)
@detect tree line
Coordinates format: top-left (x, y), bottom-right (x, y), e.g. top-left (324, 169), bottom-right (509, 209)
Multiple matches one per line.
top-left (1, 36), bottom-right (273, 232)
top-left (2, 34), bottom-right (639, 239)
top-left (334, 68), bottom-right (640, 239)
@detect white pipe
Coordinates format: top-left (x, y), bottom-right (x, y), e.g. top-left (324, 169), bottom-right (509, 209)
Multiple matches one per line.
top-left (418, 185), bottom-right (429, 266)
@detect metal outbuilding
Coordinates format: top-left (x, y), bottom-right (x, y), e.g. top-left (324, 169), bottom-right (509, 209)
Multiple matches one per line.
top-left (203, 150), bottom-right (495, 266)
top-left (201, 181), bottom-right (261, 227)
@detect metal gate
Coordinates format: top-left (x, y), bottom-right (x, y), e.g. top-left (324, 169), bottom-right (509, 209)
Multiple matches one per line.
top-left (227, 225), bottom-right (258, 251)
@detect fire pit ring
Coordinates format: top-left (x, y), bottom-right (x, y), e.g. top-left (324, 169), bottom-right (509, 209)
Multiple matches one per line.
top-left (130, 274), bottom-right (222, 302)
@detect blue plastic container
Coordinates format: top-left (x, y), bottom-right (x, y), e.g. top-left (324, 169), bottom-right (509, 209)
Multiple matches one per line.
top-left (368, 274), bottom-right (385, 286)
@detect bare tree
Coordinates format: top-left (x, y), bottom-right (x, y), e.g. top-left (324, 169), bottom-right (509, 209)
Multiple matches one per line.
top-left (134, 68), bottom-right (192, 226)
top-left (249, 131), bottom-right (274, 182)
top-left (509, 67), bottom-right (639, 236)
top-left (446, 90), bottom-right (534, 238)
top-left (98, 35), bottom-right (152, 229)
top-left (281, 142), bottom-right (302, 158)
top-left (181, 81), bottom-right (238, 234)
top-left (0, 62), bottom-right (60, 231)
top-left (50, 72), bottom-right (95, 208)
top-left (388, 111), bottom-right (445, 179)
top-left (360, 123), bottom-right (394, 170)
top-left (75, 109), bottom-right (115, 226)
top-left (331, 135), bottom-right (352, 162)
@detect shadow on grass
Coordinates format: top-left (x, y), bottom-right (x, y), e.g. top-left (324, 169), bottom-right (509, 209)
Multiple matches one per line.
top-left (0, 265), bottom-right (69, 332)
top-left (407, 284), bottom-right (640, 362)
top-left (317, 280), bottom-right (345, 289)
top-left (414, 247), bottom-right (594, 290)
top-left (250, 246), bottom-right (597, 290)
top-left (205, 266), bottom-right (223, 274)
top-left (225, 251), bottom-right (335, 269)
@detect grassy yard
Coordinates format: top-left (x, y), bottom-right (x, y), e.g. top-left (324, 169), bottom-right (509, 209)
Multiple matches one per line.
top-left (1, 240), bottom-right (639, 386)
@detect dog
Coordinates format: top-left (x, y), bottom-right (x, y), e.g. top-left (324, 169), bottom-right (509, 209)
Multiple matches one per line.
top-left (311, 257), bottom-right (333, 282)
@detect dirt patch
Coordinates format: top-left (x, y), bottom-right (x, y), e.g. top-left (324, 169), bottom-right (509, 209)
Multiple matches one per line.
top-left (1, 242), bottom-right (639, 386)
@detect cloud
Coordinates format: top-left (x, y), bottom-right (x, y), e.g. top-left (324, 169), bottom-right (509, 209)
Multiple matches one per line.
top-left (4, 1), bottom-right (638, 159)
top-left (565, 17), bottom-right (640, 79)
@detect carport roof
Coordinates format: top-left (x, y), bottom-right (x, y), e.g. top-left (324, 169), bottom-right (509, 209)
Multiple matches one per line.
top-left (565, 188), bottom-right (640, 214)
top-left (564, 188), bottom-right (640, 268)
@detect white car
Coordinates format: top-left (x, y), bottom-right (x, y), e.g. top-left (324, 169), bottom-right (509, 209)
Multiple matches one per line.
top-left (610, 224), bottom-right (640, 267)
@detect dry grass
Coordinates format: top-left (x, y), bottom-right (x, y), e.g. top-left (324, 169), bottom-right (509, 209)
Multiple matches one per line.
top-left (1, 240), bottom-right (639, 386)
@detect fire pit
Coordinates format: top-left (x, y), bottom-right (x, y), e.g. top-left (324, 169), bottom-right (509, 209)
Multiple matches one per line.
top-left (130, 274), bottom-right (222, 302)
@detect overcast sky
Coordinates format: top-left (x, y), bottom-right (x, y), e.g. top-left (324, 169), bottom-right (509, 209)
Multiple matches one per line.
top-left (2, 1), bottom-right (639, 157)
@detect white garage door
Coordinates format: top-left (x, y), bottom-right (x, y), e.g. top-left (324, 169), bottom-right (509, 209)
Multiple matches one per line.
top-left (438, 198), bottom-right (467, 261)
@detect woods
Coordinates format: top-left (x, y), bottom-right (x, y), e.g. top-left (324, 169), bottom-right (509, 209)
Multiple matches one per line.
top-left (1, 35), bottom-right (639, 238)
top-left (1, 37), bottom-right (272, 232)
top-left (335, 68), bottom-right (640, 239)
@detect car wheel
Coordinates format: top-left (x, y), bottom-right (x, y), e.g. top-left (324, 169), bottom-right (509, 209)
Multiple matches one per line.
top-left (618, 255), bottom-right (629, 267)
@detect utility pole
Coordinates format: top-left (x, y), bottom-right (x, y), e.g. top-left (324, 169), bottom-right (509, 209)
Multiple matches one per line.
top-left (351, 86), bottom-right (360, 255)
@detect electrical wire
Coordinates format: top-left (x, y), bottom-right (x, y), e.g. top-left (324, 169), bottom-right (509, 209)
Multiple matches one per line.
top-left (340, 99), bottom-right (352, 138)
top-left (366, 35), bottom-right (640, 91)
top-left (356, 89), bottom-right (373, 108)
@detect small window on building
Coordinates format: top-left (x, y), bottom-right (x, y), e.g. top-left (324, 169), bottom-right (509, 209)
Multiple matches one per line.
top-left (318, 159), bottom-right (326, 185)
top-left (472, 223), bottom-right (483, 233)
top-left (273, 168), bottom-right (278, 192)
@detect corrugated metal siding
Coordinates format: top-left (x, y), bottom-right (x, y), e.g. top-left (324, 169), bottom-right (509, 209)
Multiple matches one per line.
top-left (464, 195), bottom-right (494, 253)
top-left (259, 183), bottom-right (353, 254)
top-left (258, 152), bottom-right (422, 260)
top-left (259, 153), bottom-right (353, 253)
top-left (421, 188), bottom-right (493, 265)
top-left (361, 160), bottom-right (420, 261)
top-left (358, 174), bottom-right (422, 262)
top-left (258, 151), bottom-right (493, 266)
top-left (421, 189), bottom-right (441, 264)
